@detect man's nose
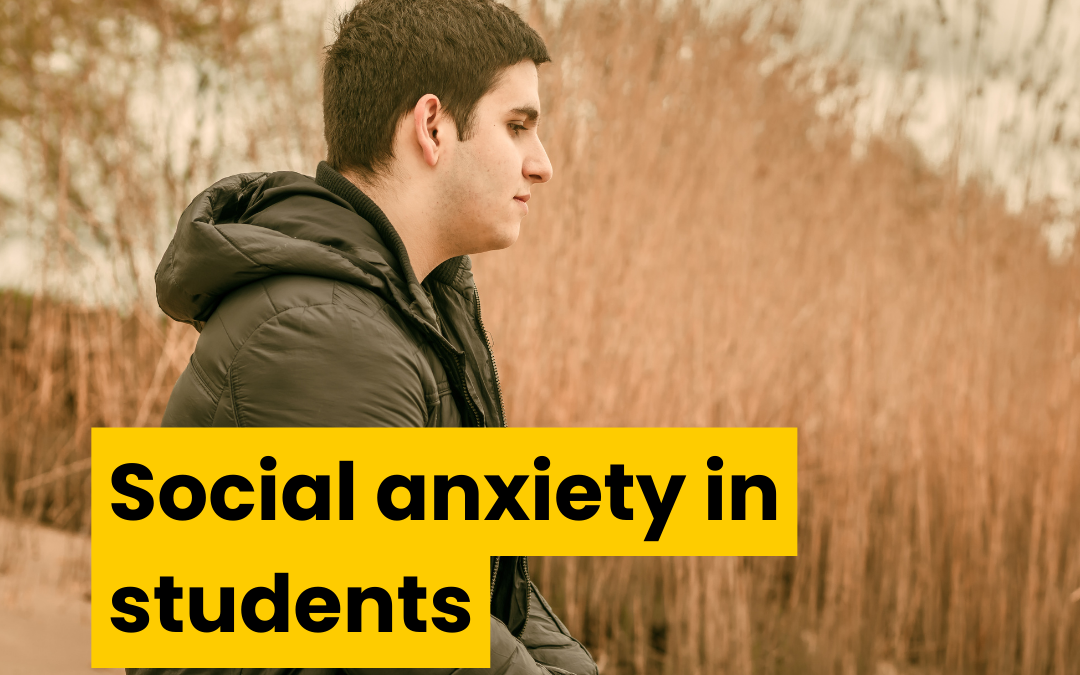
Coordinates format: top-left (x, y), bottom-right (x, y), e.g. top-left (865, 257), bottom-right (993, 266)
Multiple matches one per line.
top-left (524, 139), bottom-right (553, 184)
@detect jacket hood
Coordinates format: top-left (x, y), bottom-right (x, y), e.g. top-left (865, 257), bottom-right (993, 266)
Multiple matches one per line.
top-left (156, 162), bottom-right (465, 332)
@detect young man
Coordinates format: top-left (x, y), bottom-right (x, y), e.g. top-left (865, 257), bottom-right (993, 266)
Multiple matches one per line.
top-left (148, 1), bottom-right (597, 674)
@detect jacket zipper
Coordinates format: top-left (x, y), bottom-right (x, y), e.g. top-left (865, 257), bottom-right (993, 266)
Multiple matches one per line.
top-left (518, 556), bottom-right (533, 637)
top-left (488, 556), bottom-right (533, 638)
top-left (425, 294), bottom-right (485, 427)
top-left (451, 348), bottom-right (484, 427)
top-left (421, 282), bottom-right (498, 427)
top-left (473, 286), bottom-right (506, 427)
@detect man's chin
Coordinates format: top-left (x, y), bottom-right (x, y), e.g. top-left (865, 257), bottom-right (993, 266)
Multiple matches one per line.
top-left (496, 225), bottom-right (522, 250)
top-left (475, 222), bottom-right (522, 253)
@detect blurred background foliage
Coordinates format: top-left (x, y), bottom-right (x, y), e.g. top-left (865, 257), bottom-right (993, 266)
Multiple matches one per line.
top-left (1, 0), bottom-right (1079, 673)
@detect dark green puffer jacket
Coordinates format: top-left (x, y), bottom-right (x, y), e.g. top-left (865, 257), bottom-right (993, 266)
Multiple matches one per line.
top-left (160, 162), bottom-right (502, 429)
top-left (146, 163), bottom-right (597, 675)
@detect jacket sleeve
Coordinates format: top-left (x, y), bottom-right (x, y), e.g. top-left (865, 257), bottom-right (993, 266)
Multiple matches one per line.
top-left (224, 302), bottom-right (429, 427)
top-left (339, 615), bottom-right (576, 675)
top-left (518, 584), bottom-right (598, 675)
top-left (127, 616), bottom-right (572, 675)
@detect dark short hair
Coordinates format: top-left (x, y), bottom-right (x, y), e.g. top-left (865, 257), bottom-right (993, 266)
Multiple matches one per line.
top-left (323, 0), bottom-right (550, 180)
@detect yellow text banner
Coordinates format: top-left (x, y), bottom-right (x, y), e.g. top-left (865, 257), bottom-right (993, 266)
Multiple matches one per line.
top-left (92, 427), bottom-right (796, 668)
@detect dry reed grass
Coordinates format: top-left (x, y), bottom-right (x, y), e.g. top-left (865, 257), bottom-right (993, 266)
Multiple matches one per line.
top-left (1, 0), bottom-right (1079, 673)
top-left (0, 295), bottom-right (196, 529)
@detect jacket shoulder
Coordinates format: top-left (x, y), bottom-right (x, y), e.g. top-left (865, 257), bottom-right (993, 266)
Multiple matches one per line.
top-left (162, 274), bottom-right (428, 427)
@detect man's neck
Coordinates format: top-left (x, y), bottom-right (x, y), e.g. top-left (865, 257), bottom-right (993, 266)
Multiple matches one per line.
top-left (343, 171), bottom-right (445, 282)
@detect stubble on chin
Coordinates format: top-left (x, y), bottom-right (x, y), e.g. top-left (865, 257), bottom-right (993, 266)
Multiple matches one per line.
top-left (440, 189), bottom-right (521, 256)
top-left (490, 217), bottom-right (522, 251)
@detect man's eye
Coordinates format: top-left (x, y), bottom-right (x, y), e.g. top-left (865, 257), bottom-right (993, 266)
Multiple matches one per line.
top-left (509, 123), bottom-right (527, 135)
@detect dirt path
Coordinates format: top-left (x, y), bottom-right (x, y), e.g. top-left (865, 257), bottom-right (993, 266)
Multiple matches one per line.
top-left (0, 518), bottom-right (122, 675)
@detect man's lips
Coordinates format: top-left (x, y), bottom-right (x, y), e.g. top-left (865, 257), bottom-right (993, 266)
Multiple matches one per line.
top-left (514, 194), bottom-right (530, 214)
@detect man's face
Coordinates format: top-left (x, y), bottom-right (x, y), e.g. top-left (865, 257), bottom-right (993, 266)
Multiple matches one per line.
top-left (437, 59), bottom-right (553, 254)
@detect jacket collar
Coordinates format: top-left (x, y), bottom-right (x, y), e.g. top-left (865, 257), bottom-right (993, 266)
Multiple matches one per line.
top-left (315, 161), bottom-right (465, 304)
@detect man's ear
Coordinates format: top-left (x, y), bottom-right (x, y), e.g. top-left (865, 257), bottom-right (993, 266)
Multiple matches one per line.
top-left (412, 94), bottom-right (449, 168)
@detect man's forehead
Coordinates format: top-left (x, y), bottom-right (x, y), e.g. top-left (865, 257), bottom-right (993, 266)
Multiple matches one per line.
top-left (486, 61), bottom-right (542, 116)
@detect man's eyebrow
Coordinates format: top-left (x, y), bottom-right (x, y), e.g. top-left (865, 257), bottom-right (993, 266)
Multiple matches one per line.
top-left (510, 106), bottom-right (540, 123)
